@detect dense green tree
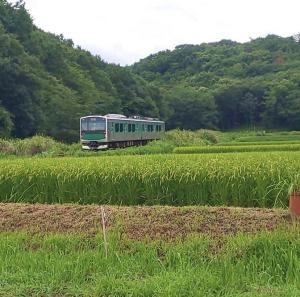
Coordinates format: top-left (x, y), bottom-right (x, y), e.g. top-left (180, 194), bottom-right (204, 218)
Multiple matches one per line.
top-left (0, 106), bottom-right (13, 137)
top-left (214, 83), bottom-right (266, 129)
top-left (263, 80), bottom-right (300, 129)
top-left (166, 87), bottom-right (218, 130)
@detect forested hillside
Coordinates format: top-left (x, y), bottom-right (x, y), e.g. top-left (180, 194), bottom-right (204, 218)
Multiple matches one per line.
top-left (132, 36), bottom-right (300, 131)
top-left (0, 0), bottom-right (166, 142)
top-left (1, 0), bottom-right (300, 143)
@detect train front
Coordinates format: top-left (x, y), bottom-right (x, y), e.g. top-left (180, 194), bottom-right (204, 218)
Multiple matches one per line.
top-left (80, 116), bottom-right (108, 150)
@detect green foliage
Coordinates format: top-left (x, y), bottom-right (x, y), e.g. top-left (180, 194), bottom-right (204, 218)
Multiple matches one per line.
top-left (0, 135), bottom-right (62, 156)
top-left (0, 106), bottom-right (13, 137)
top-left (165, 86), bottom-right (218, 130)
top-left (163, 129), bottom-right (219, 146)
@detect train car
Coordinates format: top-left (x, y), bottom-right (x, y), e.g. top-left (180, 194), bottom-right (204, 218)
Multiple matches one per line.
top-left (80, 114), bottom-right (165, 150)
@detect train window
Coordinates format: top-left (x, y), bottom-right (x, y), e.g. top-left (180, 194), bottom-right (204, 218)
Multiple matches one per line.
top-left (115, 123), bottom-right (119, 132)
top-left (147, 124), bottom-right (155, 132)
top-left (142, 124), bottom-right (145, 131)
top-left (120, 123), bottom-right (124, 132)
top-left (132, 124), bottom-right (136, 132)
top-left (128, 124), bottom-right (132, 132)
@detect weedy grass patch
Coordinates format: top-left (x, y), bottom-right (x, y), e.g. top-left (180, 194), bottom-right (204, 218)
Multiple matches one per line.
top-left (1, 230), bottom-right (300, 296)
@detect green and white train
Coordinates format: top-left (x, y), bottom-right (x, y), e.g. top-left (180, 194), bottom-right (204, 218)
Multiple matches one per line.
top-left (80, 114), bottom-right (165, 150)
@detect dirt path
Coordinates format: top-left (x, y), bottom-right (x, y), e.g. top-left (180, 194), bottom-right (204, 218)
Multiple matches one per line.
top-left (0, 203), bottom-right (291, 240)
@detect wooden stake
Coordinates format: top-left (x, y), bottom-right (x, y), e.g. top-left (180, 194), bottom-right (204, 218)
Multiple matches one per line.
top-left (101, 206), bottom-right (108, 258)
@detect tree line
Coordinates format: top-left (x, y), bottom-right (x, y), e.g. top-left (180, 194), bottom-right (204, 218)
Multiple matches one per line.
top-left (132, 37), bottom-right (300, 131)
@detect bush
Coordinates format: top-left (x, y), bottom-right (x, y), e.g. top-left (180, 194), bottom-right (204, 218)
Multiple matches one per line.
top-left (0, 135), bottom-right (66, 156)
top-left (163, 129), bottom-right (216, 147)
top-left (14, 136), bottom-right (58, 155)
top-left (0, 139), bottom-right (15, 154)
top-left (195, 129), bottom-right (219, 144)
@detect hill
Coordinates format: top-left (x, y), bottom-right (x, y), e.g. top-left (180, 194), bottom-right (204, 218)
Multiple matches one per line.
top-left (131, 36), bottom-right (300, 131)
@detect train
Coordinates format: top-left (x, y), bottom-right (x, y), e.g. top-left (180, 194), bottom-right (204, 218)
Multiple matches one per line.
top-left (80, 114), bottom-right (165, 150)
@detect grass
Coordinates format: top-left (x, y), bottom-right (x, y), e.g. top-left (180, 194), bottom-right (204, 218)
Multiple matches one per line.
top-left (215, 141), bottom-right (300, 146)
top-left (1, 151), bottom-right (300, 207)
top-left (217, 130), bottom-right (300, 143)
top-left (174, 144), bottom-right (300, 154)
top-left (1, 229), bottom-right (300, 296)
top-left (235, 134), bottom-right (300, 142)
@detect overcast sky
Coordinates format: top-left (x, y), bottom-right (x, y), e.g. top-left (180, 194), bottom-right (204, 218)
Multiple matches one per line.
top-left (15, 0), bottom-right (300, 65)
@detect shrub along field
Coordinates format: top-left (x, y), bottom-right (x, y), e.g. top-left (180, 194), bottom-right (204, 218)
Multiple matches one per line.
top-left (1, 151), bottom-right (300, 207)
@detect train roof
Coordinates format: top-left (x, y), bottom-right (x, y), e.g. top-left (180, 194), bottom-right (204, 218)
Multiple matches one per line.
top-left (80, 114), bottom-right (164, 123)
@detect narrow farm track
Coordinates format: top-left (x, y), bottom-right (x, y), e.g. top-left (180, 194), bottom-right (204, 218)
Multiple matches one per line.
top-left (0, 203), bottom-right (290, 240)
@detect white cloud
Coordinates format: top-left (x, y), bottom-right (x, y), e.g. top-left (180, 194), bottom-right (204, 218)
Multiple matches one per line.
top-left (11, 0), bottom-right (300, 65)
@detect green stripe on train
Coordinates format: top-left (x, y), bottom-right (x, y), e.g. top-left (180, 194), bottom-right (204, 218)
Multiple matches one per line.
top-left (82, 132), bottom-right (105, 141)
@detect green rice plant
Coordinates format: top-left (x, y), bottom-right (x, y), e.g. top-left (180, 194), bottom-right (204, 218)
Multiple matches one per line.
top-left (216, 141), bottom-right (300, 146)
top-left (174, 144), bottom-right (300, 154)
top-left (1, 151), bottom-right (300, 207)
top-left (236, 134), bottom-right (300, 142)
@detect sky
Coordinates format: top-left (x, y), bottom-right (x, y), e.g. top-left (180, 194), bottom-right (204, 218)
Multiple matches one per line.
top-left (12, 0), bottom-right (300, 65)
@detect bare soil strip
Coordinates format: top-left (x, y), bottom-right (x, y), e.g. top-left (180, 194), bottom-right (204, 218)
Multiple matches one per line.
top-left (0, 203), bottom-right (291, 240)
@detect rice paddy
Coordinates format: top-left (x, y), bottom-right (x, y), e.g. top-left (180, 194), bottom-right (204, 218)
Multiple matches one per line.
top-left (0, 151), bottom-right (299, 207)
top-left (174, 144), bottom-right (300, 154)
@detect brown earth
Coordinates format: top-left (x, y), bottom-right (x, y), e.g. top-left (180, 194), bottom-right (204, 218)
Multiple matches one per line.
top-left (0, 203), bottom-right (291, 241)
